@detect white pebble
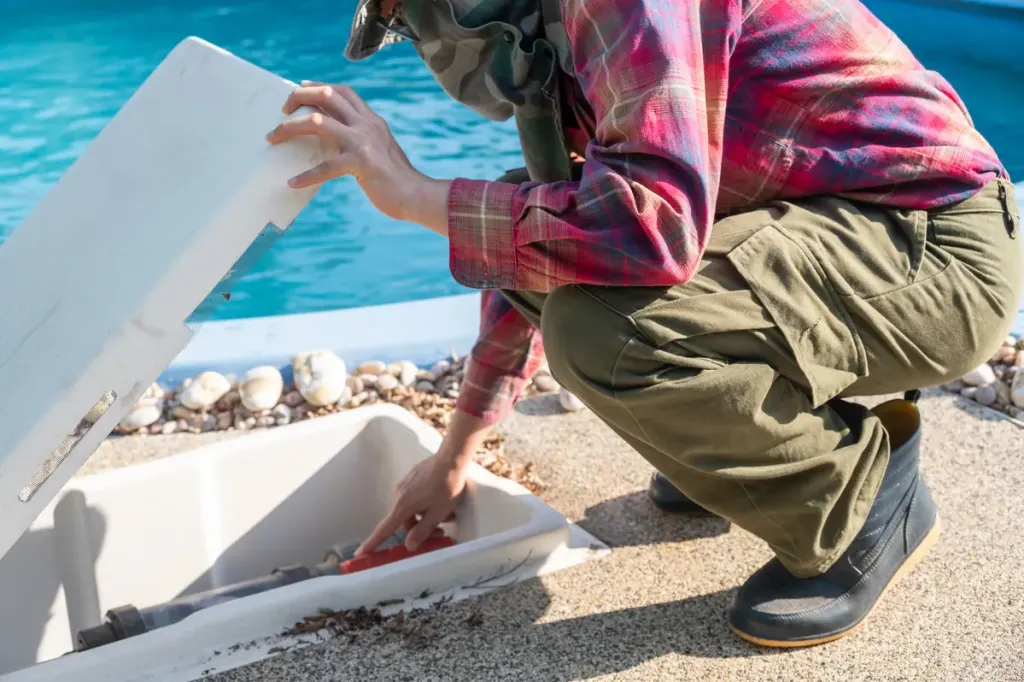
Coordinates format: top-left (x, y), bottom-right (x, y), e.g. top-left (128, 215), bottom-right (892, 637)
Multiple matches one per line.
top-left (558, 388), bottom-right (586, 412)
top-left (293, 350), bottom-right (347, 407)
top-left (961, 363), bottom-right (996, 386)
top-left (255, 415), bottom-right (276, 428)
top-left (429, 360), bottom-right (451, 380)
top-left (118, 383), bottom-right (165, 432)
top-left (974, 384), bottom-right (997, 406)
top-left (335, 385), bottom-right (353, 408)
top-left (349, 391), bottom-right (369, 408)
top-left (376, 374), bottom-right (399, 391)
top-left (356, 360), bottom-right (386, 376)
top-left (239, 366), bottom-right (284, 412)
top-left (178, 371), bottom-right (231, 410)
top-left (272, 404), bottom-right (293, 425)
top-left (533, 374), bottom-right (558, 393)
top-left (347, 376), bottom-right (365, 393)
top-left (357, 373), bottom-right (378, 388)
top-left (161, 421), bottom-right (179, 435)
top-left (398, 361), bottom-right (418, 387)
top-left (959, 386), bottom-right (978, 400)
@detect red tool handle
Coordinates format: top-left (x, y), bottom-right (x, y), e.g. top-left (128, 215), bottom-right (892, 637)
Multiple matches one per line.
top-left (339, 536), bottom-right (455, 575)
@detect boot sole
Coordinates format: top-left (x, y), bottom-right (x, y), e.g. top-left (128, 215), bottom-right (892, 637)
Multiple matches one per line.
top-left (728, 513), bottom-right (942, 649)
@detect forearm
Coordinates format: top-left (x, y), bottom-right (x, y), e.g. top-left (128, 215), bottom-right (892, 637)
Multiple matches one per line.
top-left (436, 408), bottom-right (494, 469)
top-left (405, 176), bottom-right (452, 237)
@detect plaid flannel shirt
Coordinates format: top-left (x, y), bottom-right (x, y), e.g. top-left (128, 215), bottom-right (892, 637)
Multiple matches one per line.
top-left (447, 0), bottom-right (1007, 424)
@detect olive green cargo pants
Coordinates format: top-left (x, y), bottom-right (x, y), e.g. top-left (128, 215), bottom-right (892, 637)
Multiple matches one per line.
top-left (501, 178), bottom-right (1021, 577)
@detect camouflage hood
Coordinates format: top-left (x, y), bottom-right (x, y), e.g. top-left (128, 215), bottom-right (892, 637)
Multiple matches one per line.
top-left (345, 0), bottom-right (574, 122)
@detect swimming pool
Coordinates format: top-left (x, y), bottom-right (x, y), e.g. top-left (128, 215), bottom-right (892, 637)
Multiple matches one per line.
top-left (0, 0), bottom-right (1021, 330)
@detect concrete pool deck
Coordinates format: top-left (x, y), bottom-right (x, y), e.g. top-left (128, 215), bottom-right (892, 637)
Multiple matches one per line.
top-left (82, 388), bottom-right (1024, 681)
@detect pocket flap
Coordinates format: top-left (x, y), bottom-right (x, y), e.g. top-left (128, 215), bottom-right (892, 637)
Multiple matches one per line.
top-left (727, 223), bottom-right (868, 407)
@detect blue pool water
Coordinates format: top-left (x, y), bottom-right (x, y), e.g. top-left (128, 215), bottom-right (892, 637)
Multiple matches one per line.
top-left (0, 0), bottom-right (1022, 331)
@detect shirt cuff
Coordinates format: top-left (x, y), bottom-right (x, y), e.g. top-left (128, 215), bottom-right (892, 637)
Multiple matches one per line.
top-left (454, 355), bottom-right (529, 425)
top-left (448, 178), bottom-right (519, 290)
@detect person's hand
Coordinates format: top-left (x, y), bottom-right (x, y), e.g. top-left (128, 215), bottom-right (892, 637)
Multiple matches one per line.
top-left (266, 82), bottom-right (446, 225)
top-left (356, 450), bottom-right (469, 556)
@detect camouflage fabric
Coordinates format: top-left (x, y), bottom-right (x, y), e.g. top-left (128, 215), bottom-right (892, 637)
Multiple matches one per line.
top-left (345, 0), bottom-right (574, 183)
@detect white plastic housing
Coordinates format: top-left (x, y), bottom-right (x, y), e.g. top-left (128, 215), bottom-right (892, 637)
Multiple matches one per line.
top-left (0, 405), bottom-right (607, 680)
top-left (0, 36), bottom-right (327, 559)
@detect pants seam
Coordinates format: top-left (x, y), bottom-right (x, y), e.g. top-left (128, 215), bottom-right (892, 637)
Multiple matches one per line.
top-left (609, 334), bottom-right (661, 450)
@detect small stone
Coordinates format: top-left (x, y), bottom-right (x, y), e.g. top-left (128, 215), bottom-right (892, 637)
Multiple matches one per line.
top-left (376, 374), bottom-right (399, 391)
top-left (961, 363), bottom-right (996, 387)
top-left (117, 383), bottom-right (165, 432)
top-left (960, 386), bottom-right (978, 400)
top-left (335, 385), bottom-right (353, 408)
top-left (942, 380), bottom-right (966, 393)
top-left (415, 380), bottom-right (436, 393)
top-left (365, 390), bottom-right (380, 404)
top-left (256, 415), bottom-right (276, 428)
top-left (349, 391), bottom-right (369, 408)
top-left (272, 404), bottom-right (293, 425)
top-left (216, 412), bottom-right (233, 430)
top-left (178, 371), bottom-right (231, 410)
top-left (1012, 371), bottom-right (1024, 408)
top-left (170, 405), bottom-right (194, 421)
top-left (293, 350), bottom-right (347, 407)
top-left (148, 422), bottom-right (164, 435)
top-left (355, 360), bottom-right (386, 376)
top-left (397, 361), bottom-right (418, 387)
top-left (358, 373), bottom-right (378, 388)
top-left (444, 388), bottom-right (459, 399)
top-left (974, 384), bottom-right (997, 407)
top-left (415, 369), bottom-right (434, 382)
top-left (282, 390), bottom-right (304, 408)
top-left (245, 416), bottom-right (257, 428)
top-left (215, 390), bottom-right (241, 411)
top-left (1009, 406), bottom-right (1024, 420)
top-left (239, 366), bottom-right (284, 412)
top-left (176, 419), bottom-right (189, 431)
top-left (996, 380), bottom-right (1012, 406)
top-left (346, 376), bottom-right (365, 394)
top-left (429, 360), bottom-right (451, 380)
top-left (533, 374), bottom-right (558, 393)
top-left (233, 415), bottom-right (250, 431)
top-left (386, 362), bottom-right (404, 377)
top-left (558, 388), bottom-right (586, 412)
top-left (162, 421), bottom-right (179, 435)
top-left (293, 404), bottom-right (309, 420)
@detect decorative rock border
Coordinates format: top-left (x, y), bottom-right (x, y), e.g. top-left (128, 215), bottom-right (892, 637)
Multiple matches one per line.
top-left (941, 334), bottom-right (1024, 421)
top-left (113, 350), bottom-right (586, 495)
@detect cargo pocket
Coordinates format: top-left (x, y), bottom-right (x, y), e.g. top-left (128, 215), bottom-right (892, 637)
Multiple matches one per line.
top-left (726, 223), bottom-right (868, 407)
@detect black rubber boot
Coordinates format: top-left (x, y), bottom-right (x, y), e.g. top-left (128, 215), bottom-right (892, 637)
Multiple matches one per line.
top-left (648, 472), bottom-right (716, 515)
top-left (727, 393), bottom-right (940, 648)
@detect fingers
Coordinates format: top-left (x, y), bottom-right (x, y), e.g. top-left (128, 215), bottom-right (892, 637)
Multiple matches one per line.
top-left (266, 112), bottom-right (350, 146)
top-left (282, 84), bottom-right (360, 124)
top-left (356, 506), bottom-right (407, 557)
top-left (405, 507), bottom-right (449, 551)
top-left (287, 154), bottom-right (356, 188)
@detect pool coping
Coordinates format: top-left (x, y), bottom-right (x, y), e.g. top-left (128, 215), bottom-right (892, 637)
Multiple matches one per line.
top-left (160, 293), bottom-right (481, 385)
